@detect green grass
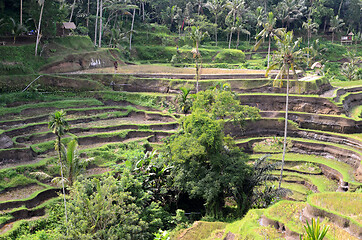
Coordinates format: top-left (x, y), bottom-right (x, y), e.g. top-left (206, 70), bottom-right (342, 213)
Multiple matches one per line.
top-left (264, 200), bottom-right (306, 234)
top-left (173, 221), bottom-right (227, 240)
top-left (220, 209), bottom-right (283, 240)
top-left (351, 105), bottom-right (362, 120)
top-left (331, 80), bottom-right (362, 88)
top-left (0, 99), bottom-right (104, 116)
top-left (252, 153), bottom-right (357, 184)
top-left (308, 192), bottom-right (362, 226)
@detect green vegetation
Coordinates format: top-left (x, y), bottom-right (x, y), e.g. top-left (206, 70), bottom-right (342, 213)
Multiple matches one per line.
top-left (308, 193), bottom-right (362, 225)
top-left (214, 49), bottom-right (246, 63)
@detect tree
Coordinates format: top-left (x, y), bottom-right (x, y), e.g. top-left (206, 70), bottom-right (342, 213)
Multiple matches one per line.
top-left (302, 18), bottom-right (319, 66)
top-left (329, 15), bottom-right (345, 43)
top-left (234, 17), bottom-right (250, 48)
top-left (176, 86), bottom-right (193, 115)
top-left (226, 0), bottom-right (245, 49)
top-left (98, 0), bottom-right (103, 47)
top-left (65, 173), bottom-right (165, 239)
top-left (35, 0), bottom-right (45, 56)
top-left (205, 0), bottom-right (225, 46)
top-left (165, 88), bottom-right (261, 217)
top-left (189, 26), bottom-right (208, 93)
top-left (276, 0), bottom-right (307, 29)
top-left (48, 110), bottom-right (69, 228)
top-left (62, 139), bottom-right (92, 186)
top-left (254, 12), bottom-right (284, 69)
top-left (9, 17), bottom-right (27, 44)
top-left (69, 0), bottom-right (77, 22)
top-left (341, 50), bottom-right (358, 80)
top-left (266, 31), bottom-right (305, 189)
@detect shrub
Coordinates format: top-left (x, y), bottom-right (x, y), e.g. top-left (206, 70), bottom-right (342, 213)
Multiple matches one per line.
top-left (214, 49), bottom-right (246, 63)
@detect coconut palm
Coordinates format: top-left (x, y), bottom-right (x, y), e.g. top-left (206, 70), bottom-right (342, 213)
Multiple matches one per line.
top-left (226, 0), bottom-right (245, 49)
top-left (62, 139), bottom-right (93, 186)
top-left (189, 26), bottom-right (208, 93)
top-left (254, 12), bottom-right (285, 68)
top-left (234, 17), bottom-right (250, 48)
top-left (205, 0), bottom-right (225, 46)
top-left (266, 31), bottom-right (305, 189)
top-left (302, 18), bottom-right (319, 66)
top-left (329, 15), bottom-right (345, 43)
top-left (48, 110), bottom-right (69, 225)
top-left (9, 17), bottom-right (27, 44)
top-left (276, 0), bottom-right (306, 29)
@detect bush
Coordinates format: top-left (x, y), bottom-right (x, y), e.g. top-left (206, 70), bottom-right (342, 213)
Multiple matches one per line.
top-left (214, 49), bottom-right (246, 63)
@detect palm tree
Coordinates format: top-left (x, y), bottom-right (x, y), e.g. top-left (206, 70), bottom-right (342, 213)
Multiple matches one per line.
top-left (329, 15), bottom-right (345, 43)
top-left (254, 12), bottom-right (284, 68)
top-left (235, 17), bottom-right (250, 48)
top-left (205, 0), bottom-right (225, 46)
top-left (63, 139), bottom-right (93, 186)
top-left (9, 17), bottom-right (27, 44)
top-left (266, 31), bottom-right (305, 189)
top-left (48, 110), bottom-right (69, 226)
top-left (35, 0), bottom-right (45, 56)
top-left (226, 0), bottom-right (245, 49)
top-left (189, 26), bottom-right (208, 93)
top-left (276, 0), bottom-right (306, 29)
top-left (302, 18), bottom-right (319, 66)
top-left (177, 87), bottom-right (193, 114)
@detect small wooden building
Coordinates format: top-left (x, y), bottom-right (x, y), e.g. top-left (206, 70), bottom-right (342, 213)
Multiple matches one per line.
top-left (56, 22), bottom-right (76, 36)
top-left (341, 32), bottom-right (354, 45)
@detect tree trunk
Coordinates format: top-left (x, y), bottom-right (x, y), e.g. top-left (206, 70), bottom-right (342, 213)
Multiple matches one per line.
top-left (278, 66), bottom-right (289, 189)
top-left (229, 31), bottom-right (233, 49)
top-left (215, 14), bottom-right (218, 46)
top-left (35, 1), bottom-right (44, 56)
top-left (332, 31), bottom-right (334, 43)
top-left (267, 35), bottom-right (271, 69)
top-left (94, 0), bottom-right (99, 46)
top-left (86, 0), bottom-right (90, 27)
top-left (20, 0), bottom-right (22, 26)
top-left (338, 0), bottom-right (344, 16)
top-left (307, 29), bottom-right (310, 67)
top-left (142, 1), bottom-right (145, 22)
top-left (236, 31), bottom-right (240, 49)
top-left (98, 0), bottom-right (103, 48)
top-left (58, 136), bottom-right (68, 231)
top-left (196, 42), bottom-right (200, 93)
top-left (69, 0), bottom-right (76, 22)
top-left (129, 8), bottom-right (136, 51)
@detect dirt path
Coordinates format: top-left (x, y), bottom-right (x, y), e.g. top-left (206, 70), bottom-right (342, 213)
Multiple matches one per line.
top-left (0, 184), bottom-right (45, 202)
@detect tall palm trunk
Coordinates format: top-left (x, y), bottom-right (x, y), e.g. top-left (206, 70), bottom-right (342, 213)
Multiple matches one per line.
top-left (94, 0), bottom-right (99, 46)
top-left (35, 1), bottom-right (44, 56)
top-left (98, 0), bottom-right (103, 48)
top-left (86, 0), bottom-right (90, 27)
top-left (215, 15), bottom-right (218, 46)
top-left (307, 29), bottom-right (310, 67)
top-left (267, 35), bottom-right (271, 69)
top-left (278, 66), bottom-right (289, 189)
top-left (20, 0), bottom-right (23, 25)
top-left (332, 31), bottom-right (334, 43)
top-left (196, 42), bottom-right (200, 93)
top-left (129, 8), bottom-right (136, 51)
top-left (236, 30), bottom-right (240, 49)
top-left (57, 136), bottom-right (68, 229)
top-left (69, 0), bottom-right (76, 22)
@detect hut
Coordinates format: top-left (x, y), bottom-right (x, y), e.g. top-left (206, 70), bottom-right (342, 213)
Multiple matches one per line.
top-left (57, 22), bottom-right (76, 36)
top-left (341, 32), bottom-right (354, 45)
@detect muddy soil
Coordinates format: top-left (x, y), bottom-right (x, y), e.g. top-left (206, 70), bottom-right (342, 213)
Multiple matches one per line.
top-left (0, 184), bottom-right (45, 202)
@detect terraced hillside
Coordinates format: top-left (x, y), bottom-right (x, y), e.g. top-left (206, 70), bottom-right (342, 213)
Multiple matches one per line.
top-left (0, 66), bottom-right (361, 239)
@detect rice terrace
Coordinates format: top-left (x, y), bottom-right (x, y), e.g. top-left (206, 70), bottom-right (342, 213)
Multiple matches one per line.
top-left (0, 0), bottom-right (361, 239)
